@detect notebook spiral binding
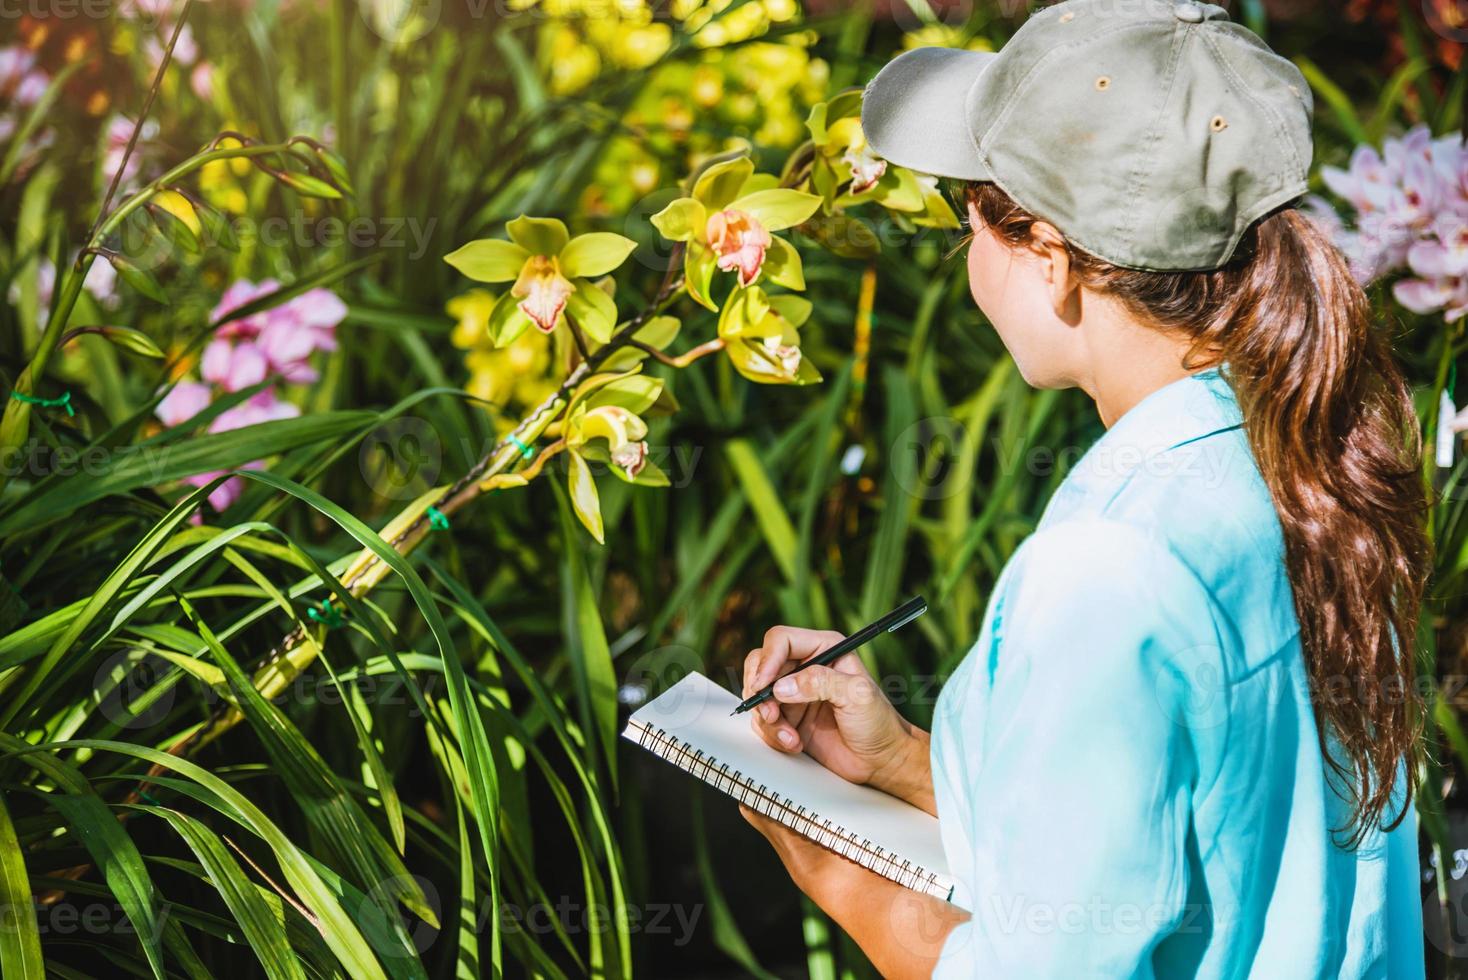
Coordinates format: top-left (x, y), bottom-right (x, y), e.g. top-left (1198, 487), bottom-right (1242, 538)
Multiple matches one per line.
top-left (627, 719), bottom-right (955, 903)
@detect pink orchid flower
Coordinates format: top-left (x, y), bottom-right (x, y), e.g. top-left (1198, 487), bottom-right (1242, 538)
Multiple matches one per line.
top-left (155, 381), bottom-right (213, 427)
top-left (262, 287), bottom-right (344, 378)
top-left (706, 209), bottom-right (772, 286)
top-left (1393, 277), bottom-right (1464, 318)
top-left (211, 279), bottom-right (281, 339)
top-left (201, 338), bottom-right (269, 392)
top-left (1408, 215), bottom-right (1468, 279)
top-left (1322, 144), bottom-right (1392, 214)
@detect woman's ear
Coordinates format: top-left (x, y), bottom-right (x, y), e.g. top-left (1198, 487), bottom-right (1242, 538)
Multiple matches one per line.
top-left (1026, 221), bottom-right (1081, 323)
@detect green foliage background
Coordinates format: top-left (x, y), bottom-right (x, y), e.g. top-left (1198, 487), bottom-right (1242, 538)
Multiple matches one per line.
top-left (3, 0), bottom-right (1468, 976)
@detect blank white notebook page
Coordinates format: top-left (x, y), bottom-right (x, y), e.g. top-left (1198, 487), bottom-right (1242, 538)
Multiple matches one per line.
top-left (623, 671), bottom-right (955, 902)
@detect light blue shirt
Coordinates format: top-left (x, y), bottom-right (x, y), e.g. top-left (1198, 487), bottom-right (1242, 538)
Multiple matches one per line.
top-left (930, 369), bottom-right (1424, 979)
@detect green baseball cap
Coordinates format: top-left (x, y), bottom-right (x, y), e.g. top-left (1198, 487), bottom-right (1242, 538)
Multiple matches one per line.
top-left (860, 0), bottom-right (1313, 271)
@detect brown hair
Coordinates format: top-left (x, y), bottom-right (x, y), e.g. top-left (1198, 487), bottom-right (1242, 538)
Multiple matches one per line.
top-left (965, 182), bottom-right (1430, 844)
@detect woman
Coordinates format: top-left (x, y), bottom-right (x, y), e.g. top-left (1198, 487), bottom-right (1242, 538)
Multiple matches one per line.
top-left (740, 1), bottom-right (1431, 976)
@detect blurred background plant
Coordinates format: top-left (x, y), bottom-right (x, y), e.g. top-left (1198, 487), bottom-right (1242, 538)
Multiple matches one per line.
top-left (4, 0), bottom-right (1468, 977)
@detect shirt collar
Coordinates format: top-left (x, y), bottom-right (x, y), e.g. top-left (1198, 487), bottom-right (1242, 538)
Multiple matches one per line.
top-left (1039, 368), bottom-right (1245, 527)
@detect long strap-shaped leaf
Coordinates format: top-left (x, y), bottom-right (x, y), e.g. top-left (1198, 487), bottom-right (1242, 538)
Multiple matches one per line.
top-left (3, 736), bottom-right (388, 980)
top-left (0, 789), bottom-right (43, 979)
top-left (135, 805), bottom-right (305, 980)
top-left (6, 747), bottom-right (172, 978)
top-left (235, 470), bottom-right (504, 973)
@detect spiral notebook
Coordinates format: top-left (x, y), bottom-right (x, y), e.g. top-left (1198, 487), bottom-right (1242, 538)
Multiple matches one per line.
top-left (622, 671), bottom-right (957, 904)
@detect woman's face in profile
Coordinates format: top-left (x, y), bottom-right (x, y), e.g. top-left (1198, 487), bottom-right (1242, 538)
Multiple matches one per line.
top-left (965, 201), bottom-right (1077, 390)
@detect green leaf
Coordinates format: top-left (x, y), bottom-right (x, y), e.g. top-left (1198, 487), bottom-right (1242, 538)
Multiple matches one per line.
top-left (444, 239), bottom-right (531, 283)
top-left (0, 791), bottom-right (43, 980)
top-left (141, 806), bottom-right (306, 980)
top-left (567, 452), bottom-right (604, 544)
top-left (692, 156), bottom-right (754, 210)
top-left (566, 279), bottom-right (617, 344)
top-left (7, 736), bottom-right (391, 980)
top-left (559, 233), bottom-right (637, 278)
top-left (0, 411), bottom-right (375, 537)
top-left (506, 215), bottom-right (569, 256)
top-left (173, 596), bottom-right (438, 947)
top-left (237, 470), bottom-right (504, 968)
top-left (725, 439), bottom-right (798, 584)
top-left (1294, 56), bottom-right (1366, 144)
top-left (650, 198), bottom-right (706, 243)
top-left (276, 170), bottom-right (345, 199)
top-left (107, 254), bottom-right (169, 304)
top-left (1366, 58), bottom-right (1430, 144)
top-left (26, 771), bottom-right (170, 980)
top-left (730, 188), bottom-right (822, 232)
top-left (762, 236), bottom-right (805, 290)
top-left (557, 483), bottom-right (619, 789)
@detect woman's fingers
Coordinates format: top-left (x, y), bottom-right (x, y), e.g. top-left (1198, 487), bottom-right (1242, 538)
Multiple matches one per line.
top-left (743, 646), bottom-right (806, 751)
top-left (743, 625), bottom-right (851, 755)
top-left (772, 663), bottom-right (876, 710)
top-left (751, 626), bottom-right (846, 690)
top-left (748, 704), bottom-right (803, 751)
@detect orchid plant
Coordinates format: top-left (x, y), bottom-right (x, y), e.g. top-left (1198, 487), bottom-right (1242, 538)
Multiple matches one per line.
top-left (1311, 123), bottom-right (1468, 440)
top-left (431, 90), bottom-right (955, 546)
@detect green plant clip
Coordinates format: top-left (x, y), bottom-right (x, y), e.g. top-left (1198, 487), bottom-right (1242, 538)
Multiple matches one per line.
top-left (10, 389), bottom-right (75, 418)
top-left (307, 598), bottom-right (344, 629)
top-left (426, 506), bottom-right (450, 531)
top-left (508, 433), bottom-right (535, 460)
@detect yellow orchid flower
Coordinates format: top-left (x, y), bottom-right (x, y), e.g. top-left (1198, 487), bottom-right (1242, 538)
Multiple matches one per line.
top-left (650, 156), bottom-right (821, 310)
top-left (805, 93), bottom-right (961, 229)
top-left (443, 216), bottom-right (636, 345)
top-left (717, 283), bottom-right (821, 386)
top-left (561, 371), bottom-right (672, 542)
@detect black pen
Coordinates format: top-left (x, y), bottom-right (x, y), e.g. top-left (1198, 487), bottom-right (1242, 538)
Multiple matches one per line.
top-left (731, 596), bottom-right (929, 716)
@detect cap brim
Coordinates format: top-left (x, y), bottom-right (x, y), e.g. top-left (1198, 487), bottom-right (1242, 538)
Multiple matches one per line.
top-left (861, 47), bottom-right (996, 181)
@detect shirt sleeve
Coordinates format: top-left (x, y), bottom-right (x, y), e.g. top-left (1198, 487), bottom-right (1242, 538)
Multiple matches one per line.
top-left (933, 519), bottom-right (1226, 979)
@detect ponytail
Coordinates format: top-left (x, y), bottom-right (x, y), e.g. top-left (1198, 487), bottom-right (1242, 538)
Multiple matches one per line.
top-left (967, 183), bottom-right (1431, 844)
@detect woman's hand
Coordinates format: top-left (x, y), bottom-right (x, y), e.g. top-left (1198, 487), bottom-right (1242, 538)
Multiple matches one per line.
top-left (743, 626), bottom-right (934, 813)
top-left (741, 806), bottom-right (966, 980)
